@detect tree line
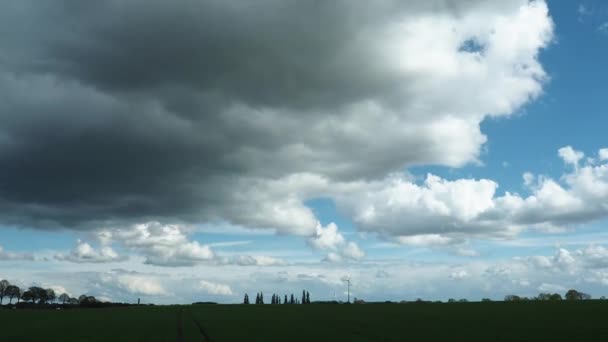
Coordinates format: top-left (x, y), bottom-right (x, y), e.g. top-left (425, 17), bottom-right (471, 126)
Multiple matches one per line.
top-left (0, 279), bottom-right (98, 306)
top-left (244, 290), bottom-right (311, 304)
top-left (502, 289), bottom-right (592, 302)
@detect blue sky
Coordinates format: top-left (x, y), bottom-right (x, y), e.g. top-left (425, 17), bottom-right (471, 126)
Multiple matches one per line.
top-left (1, 0), bottom-right (608, 304)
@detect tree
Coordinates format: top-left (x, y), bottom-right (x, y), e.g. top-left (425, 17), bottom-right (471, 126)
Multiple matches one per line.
top-left (15, 287), bottom-right (23, 303)
top-left (260, 292), bottom-right (264, 305)
top-left (306, 291), bottom-right (310, 304)
top-left (302, 290), bottom-right (306, 305)
top-left (504, 295), bottom-right (521, 302)
top-left (29, 287), bottom-right (46, 304)
top-left (6, 285), bottom-right (20, 304)
top-left (536, 293), bottom-right (552, 301)
top-left (59, 293), bottom-right (71, 304)
top-left (78, 295), bottom-right (97, 306)
top-left (284, 295), bottom-right (288, 304)
top-left (290, 294), bottom-right (295, 304)
top-left (46, 289), bottom-right (56, 304)
top-left (549, 293), bottom-right (563, 301)
top-left (481, 298), bottom-right (492, 302)
top-left (565, 289), bottom-right (590, 301)
top-left (21, 290), bottom-right (33, 303)
top-left (68, 297), bottom-right (79, 305)
top-left (0, 279), bottom-right (9, 305)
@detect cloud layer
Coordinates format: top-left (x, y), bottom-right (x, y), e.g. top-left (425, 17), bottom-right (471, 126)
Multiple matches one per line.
top-left (0, 0), bottom-right (553, 236)
top-left (334, 147), bottom-right (608, 245)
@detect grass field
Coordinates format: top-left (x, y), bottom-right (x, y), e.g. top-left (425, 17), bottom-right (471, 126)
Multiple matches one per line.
top-left (2, 301), bottom-right (608, 341)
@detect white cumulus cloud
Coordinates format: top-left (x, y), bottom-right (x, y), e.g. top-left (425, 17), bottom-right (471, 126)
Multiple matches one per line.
top-left (199, 280), bottom-right (233, 296)
top-left (55, 240), bottom-right (124, 263)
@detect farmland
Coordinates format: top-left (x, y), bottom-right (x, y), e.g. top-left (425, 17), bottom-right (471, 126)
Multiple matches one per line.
top-left (2, 301), bottom-right (608, 341)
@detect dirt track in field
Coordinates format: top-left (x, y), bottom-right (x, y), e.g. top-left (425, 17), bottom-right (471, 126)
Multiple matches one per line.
top-left (176, 308), bottom-right (213, 342)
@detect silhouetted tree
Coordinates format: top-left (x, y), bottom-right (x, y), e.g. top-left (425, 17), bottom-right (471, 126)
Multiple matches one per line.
top-left (260, 292), bottom-right (264, 304)
top-left (29, 287), bottom-right (46, 304)
top-left (21, 290), bottom-right (33, 303)
top-left (0, 279), bottom-right (9, 305)
top-left (15, 287), bottom-right (23, 303)
top-left (68, 297), bottom-right (79, 305)
top-left (59, 293), bottom-right (70, 304)
top-left (306, 291), bottom-right (310, 304)
top-left (6, 285), bottom-right (20, 304)
top-left (284, 295), bottom-right (288, 304)
top-left (504, 295), bottom-right (521, 302)
top-left (565, 289), bottom-right (590, 300)
top-left (302, 290), bottom-right (306, 304)
top-left (78, 295), bottom-right (97, 306)
top-left (243, 293), bottom-right (250, 304)
top-left (536, 293), bottom-right (551, 301)
top-left (481, 298), bottom-right (492, 302)
top-left (46, 289), bottom-right (56, 304)
top-left (447, 298), bottom-right (456, 303)
top-left (549, 293), bottom-right (563, 300)
top-left (290, 294), bottom-right (295, 304)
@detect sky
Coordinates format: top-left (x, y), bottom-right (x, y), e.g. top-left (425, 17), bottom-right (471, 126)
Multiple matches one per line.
top-left (1, 0), bottom-right (608, 304)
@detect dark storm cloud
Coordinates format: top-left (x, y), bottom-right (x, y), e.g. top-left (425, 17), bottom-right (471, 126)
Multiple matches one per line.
top-left (0, 1), bottom-right (552, 232)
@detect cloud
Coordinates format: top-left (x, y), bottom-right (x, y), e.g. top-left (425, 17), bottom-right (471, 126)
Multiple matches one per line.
top-left (199, 280), bottom-right (233, 296)
top-left (0, 0), bottom-right (553, 234)
top-left (0, 245), bottom-right (35, 261)
top-left (599, 148), bottom-right (608, 161)
top-left (576, 245), bottom-right (608, 269)
top-left (578, 4), bottom-right (593, 18)
top-left (449, 270), bottom-right (470, 280)
top-left (599, 22), bottom-right (608, 34)
top-left (558, 146), bottom-right (584, 167)
top-left (309, 223), bottom-right (365, 261)
top-left (48, 285), bottom-right (72, 297)
top-left (538, 283), bottom-right (566, 293)
top-left (101, 270), bottom-right (167, 296)
top-left (376, 270), bottom-right (390, 278)
top-left (98, 222), bottom-right (214, 266)
top-left (218, 255), bottom-right (288, 267)
top-left (454, 247), bottom-right (480, 257)
top-left (334, 173), bottom-right (507, 241)
top-left (309, 223), bottom-right (346, 251)
top-left (332, 147), bottom-right (608, 246)
top-left (7, 243), bottom-right (608, 304)
top-left (95, 221), bottom-right (287, 267)
top-left (55, 240), bottom-right (125, 263)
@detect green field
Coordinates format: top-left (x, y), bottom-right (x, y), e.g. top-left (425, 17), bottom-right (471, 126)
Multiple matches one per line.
top-left (2, 301), bottom-right (608, 341)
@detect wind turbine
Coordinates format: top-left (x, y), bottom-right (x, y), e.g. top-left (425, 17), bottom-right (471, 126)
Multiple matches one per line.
top-left (344, 275), bottom-right (351, 303)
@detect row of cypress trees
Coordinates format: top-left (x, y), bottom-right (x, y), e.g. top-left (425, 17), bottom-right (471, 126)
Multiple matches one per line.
top-left (244, 290), bottom-right (311, 304)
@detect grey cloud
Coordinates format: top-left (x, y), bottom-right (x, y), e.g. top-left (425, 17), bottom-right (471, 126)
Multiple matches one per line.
top-left (0, 245), bottom-right (35, 261)
top-left (0, 1), bottom-right (552, 232)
